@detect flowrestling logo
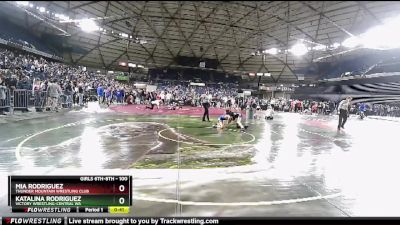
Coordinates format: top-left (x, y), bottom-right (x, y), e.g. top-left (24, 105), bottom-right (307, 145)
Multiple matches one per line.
top-left (2, 217), bottom-right (220, 225)
top-left (4, 218), bottom-right (63, 224)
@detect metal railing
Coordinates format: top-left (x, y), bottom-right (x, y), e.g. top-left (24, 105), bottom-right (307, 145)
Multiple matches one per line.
top-left (12, 89), bottom-right (29, 110)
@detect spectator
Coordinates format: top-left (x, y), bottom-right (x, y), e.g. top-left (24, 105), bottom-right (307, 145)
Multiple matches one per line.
top-left (46, 79), bottom-right (63, 112)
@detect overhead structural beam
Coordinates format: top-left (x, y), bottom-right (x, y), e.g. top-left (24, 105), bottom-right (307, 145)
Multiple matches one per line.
top-left (224, 3), bottom-right (244, 71)
top-left (96, 1), bottom-right (110, 68)
top-left (274, 65), bottom-right (287, 84)
top-left (26, 1), bottom-right (97, 31)
top-left (233, 2), bottom-right (323, 45)
top-left (196, 3), bottom-right (226, 73)
top-left (313, 47), bottom-right (363, 62)
top-left (106, 51), bottom-right (126, 69)
top-left (158, 2), bottom-right (197, 62)
top-left (9, 1), bottom-right (69, 36)
top-left (355, 1), bottom-right (383, 25)
top-left (199, 5), bottom-right (257, 58)
top-left (23, 9), bottom-right (70, 36)
top-left (310, 1), bottom-right (324, 63)
top-left (125, 1), bottom-right (157, 66)
top-left (70, 1), bottom-right (100, 10)
top-left (126, 3), bottom-right (177, 61)
top-left (300, 1), bottom-right (356, 37)
top-left (218, 23), bottom-right (288, 64)
top-left (74, 37), bottom-right (122, 64)
top-left (175, 2), bottom-right (225, 59)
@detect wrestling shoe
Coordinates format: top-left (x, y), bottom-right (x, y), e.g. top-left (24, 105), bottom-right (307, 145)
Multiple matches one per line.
top-left (244, 125), bottom-right (249, 129)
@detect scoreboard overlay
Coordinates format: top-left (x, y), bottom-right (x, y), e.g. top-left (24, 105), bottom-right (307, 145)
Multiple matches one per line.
top-left (8, 176), bottom-right (132, 213)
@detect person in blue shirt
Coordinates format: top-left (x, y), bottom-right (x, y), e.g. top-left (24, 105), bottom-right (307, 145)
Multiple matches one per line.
top-left (215, 114), bottom-right (231, 129)
top-left (116, 89), bottom-right (122, 103)
top-left (213, 110), bottom-right (248, 132)
top-left (359, 103), bottom-right (367, 119)
top-left (97, 84), bottom-right (104, 104)
top-left (120, 89), bottom-right (125, 103)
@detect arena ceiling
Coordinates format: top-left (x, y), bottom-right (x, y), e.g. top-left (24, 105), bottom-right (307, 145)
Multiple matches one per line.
top-left (1, 1), bottom-right (400, 83)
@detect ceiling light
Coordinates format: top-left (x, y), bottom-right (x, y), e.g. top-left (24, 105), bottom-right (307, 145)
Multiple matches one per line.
top-left (264, 73), bottom-right (271, 77)
top-left (58, 14), bottom-right (70, 22)
top-left (78, 19), bottom-right (99, 32)
top-left (139, 40), bottom-right (147, 44)
top-left (342, 36), bottom-right (361, 48)
top-left (108, 71), bottom-right (114, 74)
top-left (29, 3), bottom-right (33, 7)
top-left (332, 43), bottom-right (340, 48)
top-left (121, 33), bottom-right (128, 38)
top-left (39, 7), bottom-right (45, 13)
top-left (289, 43), bottom-right (308, 56)
top-left (313, 45), bottom-right (326, 51)
top-left (256, 73), bottom-right (263, 76)
top-left (128, 63), bottom-right (136, 68)
top-left (265, 48), bottom-right (278, 55)
top-left (16, 1), bottom-right (29, 6)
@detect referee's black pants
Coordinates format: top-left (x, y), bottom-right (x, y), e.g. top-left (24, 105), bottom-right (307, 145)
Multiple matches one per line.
top-left (202, 103), bottom-right (210, 121)
top-left (338, 109), bottom-right (348, 128)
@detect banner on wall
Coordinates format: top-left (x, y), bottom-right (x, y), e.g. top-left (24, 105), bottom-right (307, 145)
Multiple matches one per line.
top-left (115, 76), bottom-right (129, 81)
top-left (189, 82), bottom-right (205, 86)
top-left (134, 83), bottom-right (147, 89)
top-left (243, 91), bottom-right (252, 96)
top-left (146, 84), bottom-right (158, 92)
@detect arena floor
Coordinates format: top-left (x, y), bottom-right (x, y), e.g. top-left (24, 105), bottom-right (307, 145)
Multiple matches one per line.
top-left (0, 104), bottom-right (400, 216)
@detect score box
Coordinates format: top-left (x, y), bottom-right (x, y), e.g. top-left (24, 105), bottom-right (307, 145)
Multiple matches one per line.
top-left (8, 176), bottom-right (132, 212)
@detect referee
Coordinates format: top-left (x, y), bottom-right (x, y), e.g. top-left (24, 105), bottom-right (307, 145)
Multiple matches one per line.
top-left (337, 96), bottom-right (352, 130)
top-left (202, 93), bottom-right (210, 122)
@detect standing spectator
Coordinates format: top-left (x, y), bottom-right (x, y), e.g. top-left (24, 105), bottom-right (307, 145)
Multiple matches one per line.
top-left (64, 81), bottom-right (73, 108)
top-left (202, 93), bottom-right (210, 122)
top-left (78, 82), bottom-right (84, 106)
top-left (46, 79), bottom-right (63, 112)
top-left (97, 84), bottom-right (104, 104)
top-left (337, 96), bottom-right (352, 130)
